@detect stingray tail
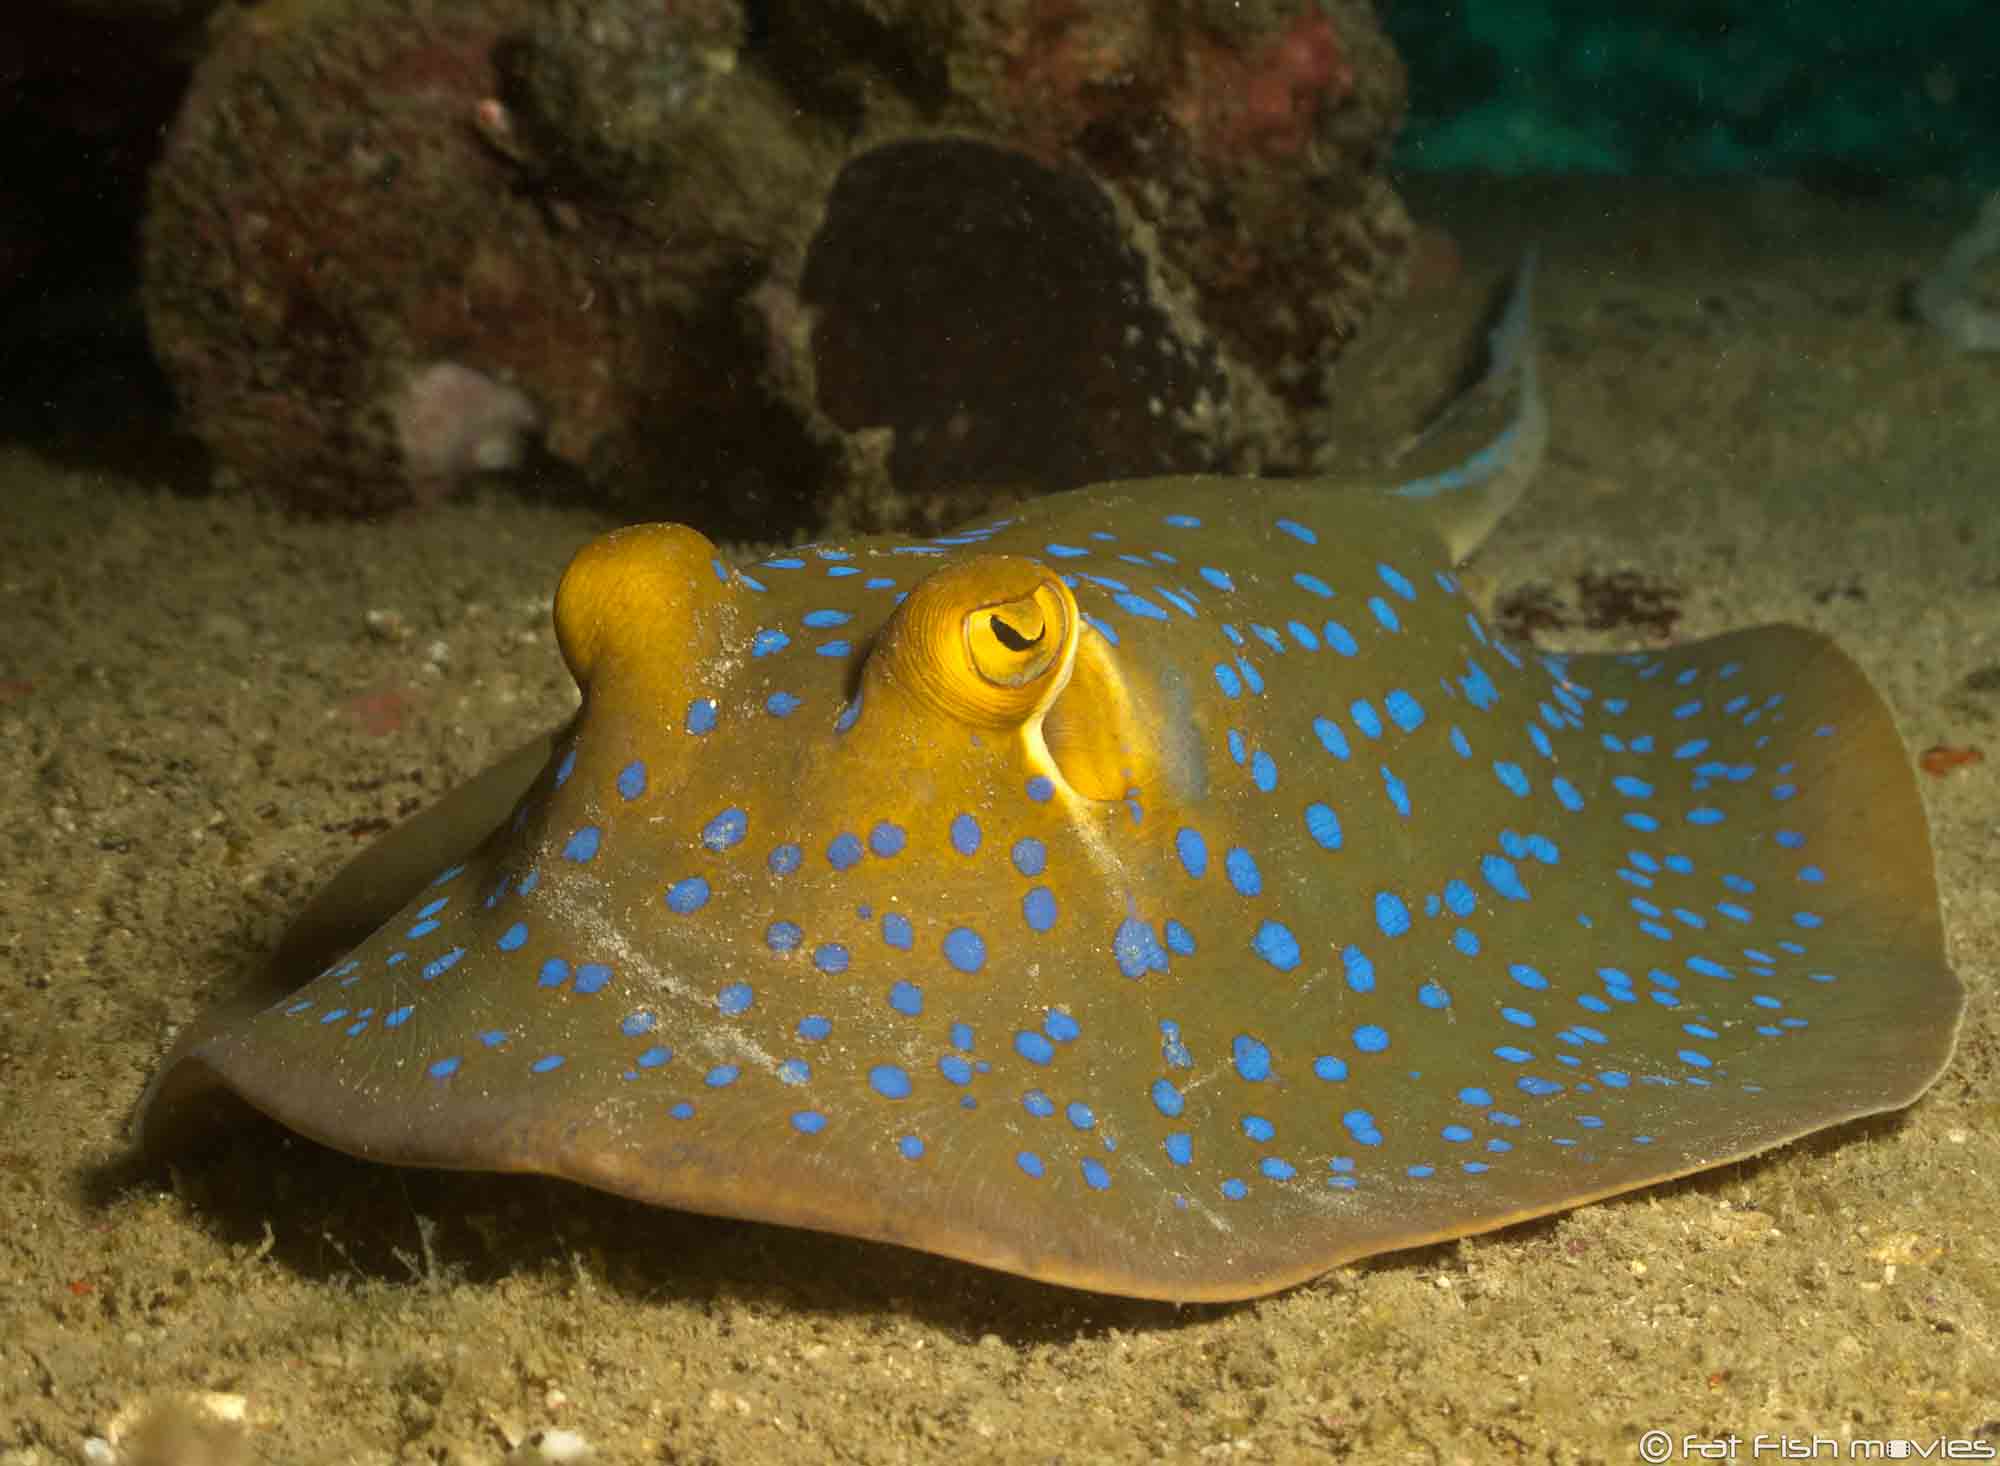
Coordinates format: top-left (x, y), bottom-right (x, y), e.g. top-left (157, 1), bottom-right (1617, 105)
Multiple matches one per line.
top-left (1384, 249), bottom-right (1547, 564)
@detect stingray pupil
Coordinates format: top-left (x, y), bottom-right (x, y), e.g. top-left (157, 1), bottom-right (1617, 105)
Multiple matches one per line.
top-left (989, 613), bottom-right (1042, 652)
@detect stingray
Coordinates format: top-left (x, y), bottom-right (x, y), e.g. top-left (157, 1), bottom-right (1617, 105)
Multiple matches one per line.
top-left (137, 259), bottom-right (1963, 1301)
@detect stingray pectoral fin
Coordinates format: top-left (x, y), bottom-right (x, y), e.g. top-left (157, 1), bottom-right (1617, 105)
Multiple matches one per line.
top-left (271, 729), bottom-right (563, 979)
top-left (133, 726), bottom-right (560, 1149)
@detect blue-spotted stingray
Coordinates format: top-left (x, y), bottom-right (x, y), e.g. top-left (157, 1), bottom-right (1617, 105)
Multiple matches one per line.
top-left (138, 261), bottom-right (1964, 1301)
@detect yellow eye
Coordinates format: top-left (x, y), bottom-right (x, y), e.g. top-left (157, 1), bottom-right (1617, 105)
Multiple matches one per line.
top-left (555, 522), bottom-right (728, 687)
top-left (873, 556), bottom-right (1078, 729)
top-left (965, 586), bottom-right (1066, 689)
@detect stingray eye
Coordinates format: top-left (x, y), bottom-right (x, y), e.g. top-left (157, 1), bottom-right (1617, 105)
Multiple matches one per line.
top-left (875, 556), bottom-right (1078, 729)
top-left (966, 586), bottom-right (1064, 688)
top-left (554, 521), bottom-right (728, 687)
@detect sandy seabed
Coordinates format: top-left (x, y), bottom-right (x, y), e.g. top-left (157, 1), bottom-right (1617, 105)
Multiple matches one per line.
top-left (2, 178), bottom-right (1997, 1464)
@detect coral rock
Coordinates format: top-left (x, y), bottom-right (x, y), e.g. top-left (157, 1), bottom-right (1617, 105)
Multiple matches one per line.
top-left (144, 0), bottom-right (1412, 534)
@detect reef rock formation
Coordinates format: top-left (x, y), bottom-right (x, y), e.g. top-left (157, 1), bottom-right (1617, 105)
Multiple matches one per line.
top-left (143, 0), bottom-right (1412, 536)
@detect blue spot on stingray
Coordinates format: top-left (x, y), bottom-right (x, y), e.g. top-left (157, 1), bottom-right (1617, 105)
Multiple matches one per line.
top-left (1253, 921), bottom-right (1300, 970)
top-left (1225, 847), bottom-right (1262, 896)
top-left (1483, 854), bottom-right (1529, 901)
top-left (686, 698), bottom-right (719, 734)
top-left (1024, 887), bottom-right (1058, 931)
top-left (827, 833), bottom-right (863, 870)
top-left (1113, 592), bottom-right (1169, 620)
top-left (1323, 621), bottom-right (1359, 656)
top-left (498, 922), bottom-right (528, 951)
top-left (813, 943), bottom-right (850, 974)
top-left (882, 912), bottom-right (914, 949)
top-left (1374, 891), bottom-right (1411, 937)
top-left (1343, 1110), bottom-right (1383, 1145)
top-left (717, 982), bottom-right (753, 1016)
top-left (702, 807), bottom-right (748, 851)
top-left (1305, 802), bottom-right (1343, 849)
top-left (665, 877), bottom-right (709, 914)
top-left (943, 927), bottom-right (987, 973)
top-left (765, 691), bottom-right (802, 717)
top-left (768, 842), bottom-right (802, 876)
top-left (1114, 917), bottom-right (1169, 977)
top-left (750, 629), bottom-right (789, 657)
top-left (803, 608), bottom-right (851, 628)
top-left (870, 1065), bottom-right (913, 1099)
top-left (1341, 944), bottom-right (1375, 993)
top-left (1015, 1030), bottom-right (1055, 1065)
top-left (1175, 827), bottom-right (1208, 878)
top-left (1314, 716), bottom-right (1351, 760)
top-left (1027, 776), bottom-right (1055, 803)
top-left (766, 921), bottom-right (802, 953)
top-left (616, 762), bottom-right (647, 800)
top-left (1252, 750), bottom-right (1277, 790)
top-left (1012, 837), bottom-right (1047, 876)
top-left (869, 821), bottom-right (907, 858)
top-left (1378, 562), bottom-right (1417, 601)
top-left (1294, 571), bottom-right (1333, 598)
top-left (1369, 596), bottom-right (1400, 632)
top-left (1232, 1034), bottom-right (1273, 1081)
top-left (1459, 662), bottom-right (1498, 710)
